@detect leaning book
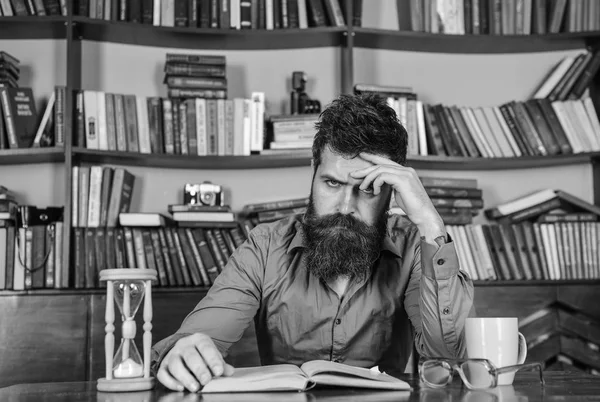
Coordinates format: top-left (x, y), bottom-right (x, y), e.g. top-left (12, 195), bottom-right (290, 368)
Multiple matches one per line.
top-left (200, 360), bottom-right (411, 393)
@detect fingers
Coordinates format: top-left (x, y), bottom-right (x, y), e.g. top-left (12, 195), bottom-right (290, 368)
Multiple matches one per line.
top-left (224, 363), bottom-right (236, 377)
top-left (168, 356), bottom-right (202, 392)
top-left (157, 362), bottom-right (185, 392)
top-left (183, 349), bottom-right (212, 387)
top-left (195, 337), bottom-right (227, 377)
top-left (358, 152), bottom-right (398, 166)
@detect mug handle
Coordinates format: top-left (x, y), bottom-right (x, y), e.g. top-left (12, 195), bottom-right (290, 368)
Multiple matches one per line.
top-left (517, 332), bottom-right (527, 364)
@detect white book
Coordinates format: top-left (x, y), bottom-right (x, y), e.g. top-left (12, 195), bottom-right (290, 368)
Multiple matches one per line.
top-left (456, 225), bottom-right (479, 280)
top-left (83, 90), bottom-right (99, 149)
top-left (492, 106), bottom-right (522, 157)
top-left (462, 225), bottom-right (486, 280)
top-left (153, 0), bottom-right (162, 26)
top-left (472, 224), bottom-right (497, 280)
top-left (217, 99), bottom-right (226, 156)
top-left (0, 228), bottom-right (5, 289)
top-left (243, 99), bottom-right (252, 155)
top-left (119, 213), bottom-right (173, 227)
top-left (0, 0), bottom-right (14, 16)
top-left (563, 100), bottom-right (593, 152)
top-left (482, 106), bottom-right (514, 157)
top-left (494, 188), bottom-right (557, 216)
top-left (172, 211), bottom-right (236, 222)
top-left (195, 98), bottom-right (208, 156)
top-left (250, 92), bottom-right (265, 152)
top-left (136, 95), bottom-right (152, 154)
top-left (13, 228), bottom-right (25, 291)
top-left (233, 98), bottom-right (246, 156)
top-left (297, 0), bottom-right (308, 28)
top-left (104, 0), bottom-right (111, 20)
top-left (532, 56), bottom-right (578, 99)
top-left (551, 101), bottom-right (583, 153)
top-left (472, 107), bottom-right (503, 157)
top-left (583, 97), bottom-right (600, 151)
top-left (161, 0), bottom-right (174, 26)
top-left (446, 225), bottom-right (477, 280)
top-left (265, 0), bottom-right (274, 29)
top-left (33, 92), bottom-right (55, 147)
top-left (572, 99), bottom-right (600, 151)
top-left (87, 166), bottom-right (104, 228)
top-left (96, 91), bottom-right (108, 150)
top-left (415, 101), bottom-right (428, 156)
top-left (72, 166), bottom-right (79, 228)
top-left (231, 0), bottom-right (241, 29)
top-left (463, 107), bottom-right (494, 157)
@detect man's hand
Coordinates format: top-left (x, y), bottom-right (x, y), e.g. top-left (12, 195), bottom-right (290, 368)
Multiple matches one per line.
top-left (350, 152), bottom-right (446, 242)
top-left (156, 333), bottom-right (235, 392)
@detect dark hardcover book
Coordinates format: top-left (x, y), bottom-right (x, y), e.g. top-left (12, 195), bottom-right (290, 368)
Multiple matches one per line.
top-left (463, 0), bottom-right (472, 34)
top-left (84, 228), bottom-right (97, 288)
top-left (493, 198), bottom-right (562, 224)
top-left (497, 223), bottom-right (524, 280)
top-left (105, 228), bottom-right (116, 270)
top-left (141, 229), bottom-right (159, 283)
top-left (191, 229), bottom-right (220, 283)
top-left (179, 101), bottom-right (188, 154)
top-left (188, 0), bottom-right (198, 27)
top-left (220, 0), bottom-right (230, 28)
top-left (129, 0), bottom-right (142, 22)
top-left (171, 227), bottom-right (193, 286)
top-left (165, 76), bottom-right (227, 89)
top-left (123, 95), bottom-right (139, 153)
top-left (210, 0), bottom-right (219, 27)
top-left (441, 106), bottom-right (469, 156)
top-left (425, 187), bottom-right (482, 199)
top-left (306, 0), bottom-right (327, 26)
top-left (105, 93), bottom-right (117, 151)
top-left (185, 99), bottom-right (198, 155)
top-left (510, 101), bottom-right (547, 156)
top-left (531, 223), bottom-right (551, 279)
top-left (478, 0), bottom-right (489, 34)
top-left (113, 94), bottom-right (128, 151)
top-left (185, 228), bottom-right (211, 286)
top-left (205, 229), bottom-right (226, 272)
top-left (206, 99), bottom-right (218, 155)
top-left (10, 0), bottom-right (29, 15)
top-left (432, 104), bottom-right (463, 157)
top-left (537, 212), bottom-right (598, 223)
top-left (569, 50), bottom-right (600, 99)
top-left (199, 0), bottom-right (211, 27)
top-left (431, 198), bottom-right (483, 210)
top-left (53, 85), bottom-right (66, 147)
top-left (287, 0), bottom-right (300, 28)
top-left (532, 0), bottom-right (546, 33)
top-left (534, 98), bottom-right (573, 154)
top-left (162, 99), bottom-right (175, 154)
top-left (30, 225), bottom-right (46, 289)
top-left (520, 221), bottom-right (544, 280)
top-left (548, 52), bottom-right (590, 101)
top-left (177, 228), bottom-right (204, 286)
top-left (72, 228), bottom-right (85, 288)
top-left (422, 104), bottom-right (447, 156)
top-left (280, 0), bottom-right (289, 28)
top-left (167, 88), bottom-right (227, 99)
top-left (257, 207), bottom-right (306, 223)
top-left (229, 226), bottom-right (246, 247)
top-left (556, 52), bottom-right (593, 101)
top-left (498, 103), bottom-right (534, 156)
top-left (94, 228), bottom-right (106, 285)
top-left (448, 106), bottom-right (481, 157)
top-left (5, 226), bottom-right (15, 290)
top-left (174, 0), bottom-right (189, 26)
top-left (221, 228), bottom-right (237, 254)
top-left (172, 99), bottom-right (181, 155)
top-left (439, 212), bottom-right (473, 225)
top-left (489, 0), bottom-right (501, 34)
top-left (0, 87), bottom-right (38, 149)
top-left (164, 63), bottom-right (226, 77)
top-left (147, 97), bottom-right (164, 154)
top-left (157, 227), bottom-right (179, 286)
top-left (106, 168), bottom-right (135, 227)
top-left (99, 167), bottom-right (114, 227)
top-left (164, 227), bottom-right (188, 286)
top-left (241, 197), bottom-right (308, 214)
top-left (522, 100), bottom-right (561, 156)
top-left (142, 0), bottom-right (154, 23)
top-left (436, 207), bottom-right (480, 217)
top-left (123, 227), bottom-right (136, 268)
top-left (177, 221), bottom-right (241, 229)
top-left (257, 0), bottom-right (266, 29)
top-left (114, 228), bottom-right (126, 269)
top-left (273, 0), bottom-right (281, 28)
top-left (510, 223), bottom-right (534, 280)
top-left (483, 224), bottom-right (512, 280)
top-left (213, 228), bottom-right (233, 257)
top-left (78, 0), bottom-right (90, 15)
top-left (149, 229), bottom-right (169, 286)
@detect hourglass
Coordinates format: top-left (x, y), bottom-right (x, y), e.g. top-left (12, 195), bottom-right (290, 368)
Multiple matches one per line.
top-left (97, 268), bottom-right (157, 392)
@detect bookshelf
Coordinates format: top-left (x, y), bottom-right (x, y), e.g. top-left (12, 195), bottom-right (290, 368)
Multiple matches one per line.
top-left (1, 0), bottom-right (600, 384)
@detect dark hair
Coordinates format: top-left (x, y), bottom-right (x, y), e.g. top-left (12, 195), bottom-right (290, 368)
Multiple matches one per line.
top-left (312, 93), bottom-right (408, 169)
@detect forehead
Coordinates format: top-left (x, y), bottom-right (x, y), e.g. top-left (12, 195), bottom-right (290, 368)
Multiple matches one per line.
top-left (317, 147), bottom-right (374, 177)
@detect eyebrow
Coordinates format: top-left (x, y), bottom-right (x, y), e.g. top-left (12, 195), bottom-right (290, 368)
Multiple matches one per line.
top-left (320, 173), bottom-right (348, 185)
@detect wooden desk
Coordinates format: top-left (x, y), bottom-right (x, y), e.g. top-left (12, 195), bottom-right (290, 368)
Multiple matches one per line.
top-left (0, 372), bottom-right (597, 402)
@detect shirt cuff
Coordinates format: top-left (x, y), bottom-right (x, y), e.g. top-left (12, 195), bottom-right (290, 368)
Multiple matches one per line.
top-left (420, 233), bottom-right (460, 280)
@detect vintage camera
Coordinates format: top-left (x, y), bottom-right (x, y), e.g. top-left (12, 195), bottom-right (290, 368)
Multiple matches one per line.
top-left (290, 71), bottom-right (321, 115)
top-left (17, 205), bottom-right (64, 228)
top-left (184, 182), bottom-right (224, 206)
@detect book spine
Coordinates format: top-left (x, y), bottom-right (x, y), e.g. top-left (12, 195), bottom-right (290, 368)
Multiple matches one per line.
top-left (0, 89), bottom-right (18, 148)
top-left (149, 229), bottom-right (169, 286)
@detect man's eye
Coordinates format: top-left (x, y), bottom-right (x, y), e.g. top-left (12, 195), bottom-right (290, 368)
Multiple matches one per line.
top-left (361, 185), bottom-right (374, 194)
top-left (326, 180), bottom-right (340, 187)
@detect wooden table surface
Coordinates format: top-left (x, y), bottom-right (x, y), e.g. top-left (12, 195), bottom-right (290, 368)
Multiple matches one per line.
top-left (1, 371), bottom-right (599, 402)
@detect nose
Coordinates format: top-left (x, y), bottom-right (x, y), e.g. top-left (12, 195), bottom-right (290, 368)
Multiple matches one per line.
top-left (338, 186), bottom-right (357, 215)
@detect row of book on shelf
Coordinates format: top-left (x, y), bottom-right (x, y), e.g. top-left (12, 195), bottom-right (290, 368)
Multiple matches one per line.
top-left (398, 0), bottom-right (596, 35)
top-left (71, 0), bottom-right (362, 29)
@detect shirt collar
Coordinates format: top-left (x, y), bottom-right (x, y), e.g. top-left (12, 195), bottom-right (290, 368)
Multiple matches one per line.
top-left (287, 219), bottom-right (403, 259)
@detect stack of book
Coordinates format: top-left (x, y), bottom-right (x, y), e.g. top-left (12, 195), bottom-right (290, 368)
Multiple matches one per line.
top-left (0, 51), bottom-right (19, 88)
top-left (76, 89), bottom-right (267, 156)
top-left (0, 185), bottom-right (17, 221)
top-left (240, 197), bottom-right (309, 229)
top-left (477, 188), bottom-right (600, 281)
top-left (0, 2), bottom-right (64, 16)
top-left (391, 176), bottom-right (483, 225)
top-left (164, 53), bottom-right (227, 100)
top-left (167, 204), bottom-right (236, 227)
top-left (262, 114), bottom-right (319, 154)
top-left (396, 0), bottom-right (596, 34)
top-left (73, 0), bottom-right (357, 29)
top-left (117, 211), bottom-right (247, 288)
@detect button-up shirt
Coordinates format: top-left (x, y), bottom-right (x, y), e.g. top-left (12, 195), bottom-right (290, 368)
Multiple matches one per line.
top-left (151, 214), bottom-right (475, 373)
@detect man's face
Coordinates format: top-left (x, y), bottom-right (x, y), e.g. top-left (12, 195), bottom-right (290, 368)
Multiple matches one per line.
top-left (301, 147), bottom-right (392, 282)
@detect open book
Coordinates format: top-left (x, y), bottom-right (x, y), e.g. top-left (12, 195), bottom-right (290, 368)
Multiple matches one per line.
top-left (200, 360), bottom-right (411, 393)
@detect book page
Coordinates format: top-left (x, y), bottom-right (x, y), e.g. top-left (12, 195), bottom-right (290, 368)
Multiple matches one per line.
top-left (200, 364), bottom-right (310, 393)
top-left (300, 360), bottom-right (410, 390)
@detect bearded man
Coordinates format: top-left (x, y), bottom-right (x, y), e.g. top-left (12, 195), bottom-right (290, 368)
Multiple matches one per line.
top-left (151, 94), bottom-right (475, 392)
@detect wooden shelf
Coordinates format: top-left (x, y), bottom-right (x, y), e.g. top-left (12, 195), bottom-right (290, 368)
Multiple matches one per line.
top-left (0, 16), bottom-right (68, 40)
top-left (72, 147), bottom-right (312, 169)
top-left (407, 152), bottom-right (600, 170)
top-left (73, 17), bottom-right (347, 49)
top-left (473, 279), bottom-right (600, 286)
top-left (353, 28), bottom-right (600, 53)
top-left (0, 147), bottom-right (65, 165)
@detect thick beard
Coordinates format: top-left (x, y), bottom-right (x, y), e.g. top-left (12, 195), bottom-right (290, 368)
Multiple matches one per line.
top-left (301, 197), bottom-right (389, 283)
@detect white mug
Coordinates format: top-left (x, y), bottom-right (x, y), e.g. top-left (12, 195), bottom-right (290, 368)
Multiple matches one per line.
top-left (465, 317), bottom-right (527, 386)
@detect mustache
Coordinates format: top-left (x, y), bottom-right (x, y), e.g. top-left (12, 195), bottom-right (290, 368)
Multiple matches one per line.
top-left (304, 212), bottom-right (372, 232)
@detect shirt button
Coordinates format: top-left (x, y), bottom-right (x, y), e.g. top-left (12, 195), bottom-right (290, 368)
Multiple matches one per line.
top-left (335, 318), bottom-right (342, 325)
top-left (443, 307), bottom-right (450, 315)
top-left (437, 258), bottom-right (445, 265)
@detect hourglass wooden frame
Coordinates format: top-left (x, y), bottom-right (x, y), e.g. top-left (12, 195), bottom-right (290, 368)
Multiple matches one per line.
top-left (97, 268), bottom-right (157, 392)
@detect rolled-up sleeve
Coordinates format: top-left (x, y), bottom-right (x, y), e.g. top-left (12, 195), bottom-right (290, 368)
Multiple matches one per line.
top-left (150, 229), bottom-right (267, 374)
top-left (404, 235), bottom-right (475, 359)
